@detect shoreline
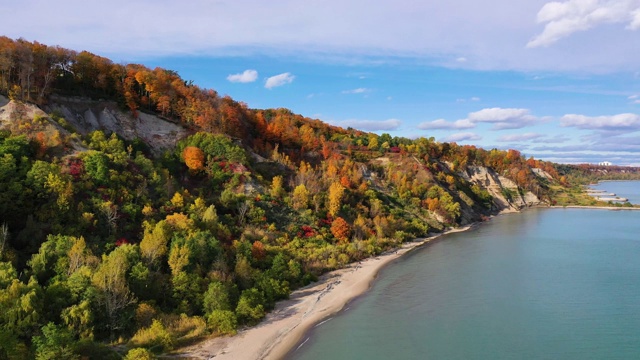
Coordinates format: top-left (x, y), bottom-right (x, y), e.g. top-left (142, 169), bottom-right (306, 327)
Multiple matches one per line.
top-left (176, 205), bottom-right (638, 359)
top-left (177, 224), bottom-right (477, 360)
top-left (550, 205), bottom-right (640, 210)
top-left (174, 205), bottom-right (640, 360)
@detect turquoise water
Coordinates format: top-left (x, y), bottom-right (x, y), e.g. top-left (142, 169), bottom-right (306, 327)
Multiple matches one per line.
top-left (289, 208), bottom-right (640, 360)
top-left (590, 181), bottom-right (640, 205)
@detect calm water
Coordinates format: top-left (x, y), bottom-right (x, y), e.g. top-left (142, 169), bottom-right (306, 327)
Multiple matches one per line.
top-left (590, 181), bottom-right (640, 204)
top-left (289, 208), bottom-right (640, 360)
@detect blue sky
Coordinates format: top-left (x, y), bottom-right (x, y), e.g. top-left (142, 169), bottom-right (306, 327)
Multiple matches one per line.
top-left (3, 0), bottom-right (640, 165)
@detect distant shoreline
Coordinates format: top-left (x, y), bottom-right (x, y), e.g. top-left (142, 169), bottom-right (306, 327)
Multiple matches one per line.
top-left (177, 205), bottom-right (639, 359)
top-left (550, 205), bottom-right (640, 210)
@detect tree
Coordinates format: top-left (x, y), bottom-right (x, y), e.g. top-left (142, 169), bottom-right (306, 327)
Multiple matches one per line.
top-left (183, 146), bottom-right (204, 172)
top-left (331, 217), bottom-right (351, 243)
top-left (125, 348), bottom-right (155, 360)
top-left (270, 175), bottom-right (285, 199)
top-left (66, 236), bottom-right (88, 276)
top-left (140, 221), bottom-right (169, 266)
top-left (235, 288), bottom-right (266, 324)
top-left (92, 246), bottom-right (136, 335)
top-left (32, 322), bottom-right (79, 360)
top-left (292, 184), bottom-right (309, 210)
top-left (328, 181), bottom-right (345, 217)
top-left (207, 310), bottom-right (237, 335)
top-left (203, 281), bottom-right (231, 313)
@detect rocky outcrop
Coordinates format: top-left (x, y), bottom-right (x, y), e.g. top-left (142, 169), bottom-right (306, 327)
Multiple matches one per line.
top-left (463, 166), bottom-right (541, 212)
top-left (0, 95), bottom-right (48, 124)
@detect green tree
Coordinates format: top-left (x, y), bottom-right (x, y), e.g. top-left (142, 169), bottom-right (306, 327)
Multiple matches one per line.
top-left (92, 245), bottom-right (136, 336)
top-left (32, 322), bottom-right (79, 360)
top-left (235, 288), bottom-right (266, 324)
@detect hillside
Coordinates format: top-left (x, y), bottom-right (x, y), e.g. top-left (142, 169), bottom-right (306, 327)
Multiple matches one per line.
top-left (0, 37), bottom-right (629, 359)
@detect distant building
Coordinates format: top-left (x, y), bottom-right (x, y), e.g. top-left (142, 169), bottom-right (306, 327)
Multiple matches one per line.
top-left (598, 161), bottom-right (613, 166)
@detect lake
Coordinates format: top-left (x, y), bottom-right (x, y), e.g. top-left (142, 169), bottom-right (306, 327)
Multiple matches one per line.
top-left (590, 181), bottom-right (640, 205)
top-left (288, 208), bottom-right (640, 360)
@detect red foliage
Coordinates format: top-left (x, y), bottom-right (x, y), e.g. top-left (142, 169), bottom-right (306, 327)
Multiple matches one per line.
top-left (297, 225), bottom-right (316, 238)
top-left (67, 158), bottom-right (84, 180)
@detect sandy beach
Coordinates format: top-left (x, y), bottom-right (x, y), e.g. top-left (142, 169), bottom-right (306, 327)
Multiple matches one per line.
top-left (178, 225), bottom-right (474, 360)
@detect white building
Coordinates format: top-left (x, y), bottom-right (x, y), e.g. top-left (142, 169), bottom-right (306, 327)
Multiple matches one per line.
top-left (598, 161), bottom-right (613, 166)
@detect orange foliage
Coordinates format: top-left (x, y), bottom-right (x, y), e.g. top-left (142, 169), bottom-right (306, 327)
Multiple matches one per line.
top-left (330, 217), bottom-right (351, 242)
top-left (340, 176), bottom-right (351, 189)
top-left (183, 146), bottom-right (205, 171)
top-left (251, 241), bottom-right (266, 261)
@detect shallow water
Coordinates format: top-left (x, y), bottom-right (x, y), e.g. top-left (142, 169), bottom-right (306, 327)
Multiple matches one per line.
top-left (590, 181), bottom-right (640, 205)
top-left (289, 208), bottom-right (640, 360)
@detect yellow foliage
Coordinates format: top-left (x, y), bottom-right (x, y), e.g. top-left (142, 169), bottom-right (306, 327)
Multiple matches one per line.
top-left (171, 192), bottom-right (184, 208)
top-left (165, 212), bottom-right (194, 231)
top-left (328, 181), bottom-right (345, 217)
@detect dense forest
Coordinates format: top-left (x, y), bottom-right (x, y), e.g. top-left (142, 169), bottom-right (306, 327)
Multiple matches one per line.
top-left (0, 37), bottom-right (637, 359)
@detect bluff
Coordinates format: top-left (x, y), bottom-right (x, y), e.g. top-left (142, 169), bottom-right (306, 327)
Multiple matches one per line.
top-left (0, 36), bottom-right (565, 359)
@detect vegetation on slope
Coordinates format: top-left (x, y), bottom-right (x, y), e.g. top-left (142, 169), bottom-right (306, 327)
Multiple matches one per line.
top-left (0, 36), bottom-right (636, 358)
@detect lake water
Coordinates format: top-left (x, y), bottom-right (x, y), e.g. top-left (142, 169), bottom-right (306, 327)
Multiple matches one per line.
top-left (590, 181), bottom-right (640, 205)
top-left (289, 208), bottom-right (640, 360)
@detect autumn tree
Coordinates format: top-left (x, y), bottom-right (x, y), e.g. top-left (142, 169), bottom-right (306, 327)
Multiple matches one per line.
top-left (292, 184), bottom-right (309, 210)
top-left (183, 146), bottom-right (205, 172)
top-left (331, 217), bottom-right (351, 243)
top-left (328, 181), bottom-right (345, 217)
top-left (270, 175), bottom-right (285, 199)
top-left (140, 221), bottom-right (169, 266)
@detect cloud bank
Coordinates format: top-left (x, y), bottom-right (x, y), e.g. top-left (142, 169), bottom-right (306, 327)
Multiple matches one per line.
top-left (4, 0), bottom-right (640, 72)
top-left (560, 113), bottom-right (640, 130)
top-left (419, 108), bottom-right (540, 132)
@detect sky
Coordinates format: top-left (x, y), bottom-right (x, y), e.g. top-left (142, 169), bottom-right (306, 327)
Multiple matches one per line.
top-left (2, 0), bottom-right (640, 165)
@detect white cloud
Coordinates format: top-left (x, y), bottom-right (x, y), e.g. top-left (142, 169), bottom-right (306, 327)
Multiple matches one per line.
top-left (497, 132), bottom-right (543, 142)
top-left (629, 95), bottom-right (638, 99)
top-left (528, 0), bottom-right (640, 48)
top-left (265, 72), bottom-right (295, 89)
top-left (227, 69), bottom-right (258, 83)
top-left (443, 132), bottom-right (482, 142)
top-left (342, 87), bottom-right (371, 94)
top-left (417, 119), bottom-right (475, 130)
top-left (560, 113), bottom-right (640, 130)
top-left (330, 118), bottom-right (402, 131)
top-left (470, 97), bottom-right (481, 101)
top-left (467, 107), bottom-right (538, 130)
top-left (456, 57), bottom-right (468, 63)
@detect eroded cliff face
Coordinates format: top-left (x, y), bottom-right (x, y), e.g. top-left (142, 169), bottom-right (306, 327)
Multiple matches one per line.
top-left (45, 95), bottom-right (188, 154)
top-left (1, 94), bottom-right (187, 155)
top-left (463, 166), bottom-right (541, 212)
